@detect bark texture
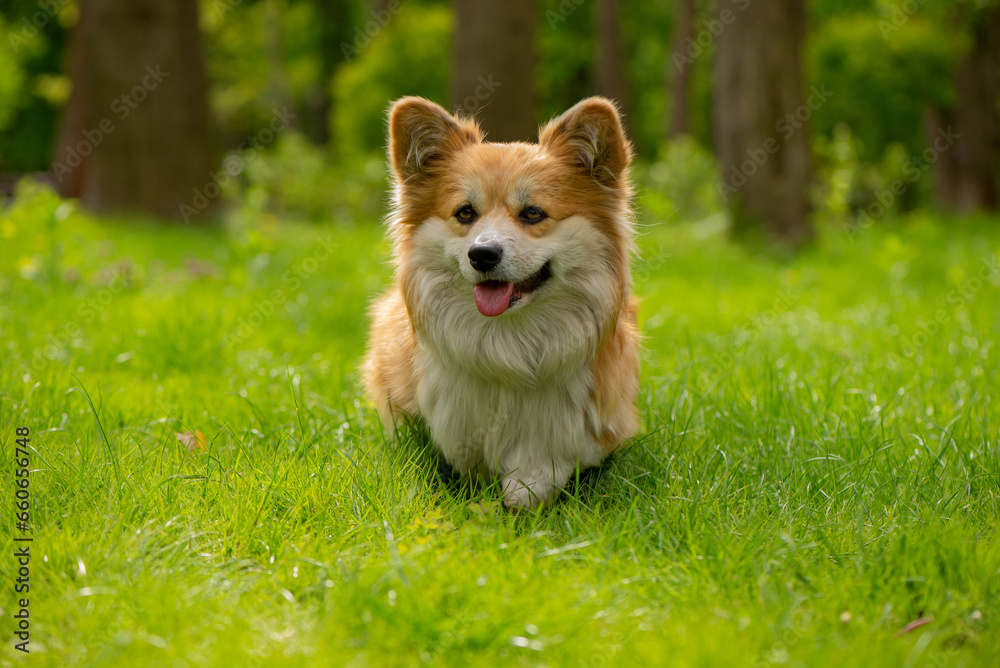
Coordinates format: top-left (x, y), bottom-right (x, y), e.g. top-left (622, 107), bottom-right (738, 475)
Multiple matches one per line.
top-left (932, 6), bottom-right (1000, 212)
top-left (451, 0), bottom-right (537, 142)
top-left (56, 0), bottom-right (213, 221)
top-left (668, 0), bottom-right (695, 137)
top-left (597, 0), bottom-right (629, 121)
top-left (713, 0), bottom-right (812, 244)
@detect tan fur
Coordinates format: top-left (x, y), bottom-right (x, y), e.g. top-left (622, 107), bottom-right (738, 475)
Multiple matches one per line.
top-left (363, 96), bottom-right (640, 509)
top-left (361, 286), bottom-right (419, 423)
top-left (588, 300), bottom-right (640, 453)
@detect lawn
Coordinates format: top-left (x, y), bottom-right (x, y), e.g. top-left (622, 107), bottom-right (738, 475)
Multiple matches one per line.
top-left (1, 184), bottom-right (998, 666)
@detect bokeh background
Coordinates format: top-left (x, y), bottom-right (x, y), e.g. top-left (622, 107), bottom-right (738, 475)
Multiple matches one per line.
top-left (1, 0), bottom-right (996, 240)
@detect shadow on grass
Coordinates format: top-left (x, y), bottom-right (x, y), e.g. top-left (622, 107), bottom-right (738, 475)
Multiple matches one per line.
top-left (387, 413), bottom-right (665, 516)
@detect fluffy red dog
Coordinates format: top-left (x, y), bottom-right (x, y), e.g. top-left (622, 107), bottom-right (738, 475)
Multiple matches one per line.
top-left (363, 96), bottom-right (639, 509)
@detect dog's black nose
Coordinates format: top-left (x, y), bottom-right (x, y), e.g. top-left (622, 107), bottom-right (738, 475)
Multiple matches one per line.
top-left (468, 244), bottom-right (502, 272)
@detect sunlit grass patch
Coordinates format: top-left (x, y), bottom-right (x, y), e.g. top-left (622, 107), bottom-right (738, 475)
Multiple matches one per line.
top-left (1, 191), bottom-right (998, 666)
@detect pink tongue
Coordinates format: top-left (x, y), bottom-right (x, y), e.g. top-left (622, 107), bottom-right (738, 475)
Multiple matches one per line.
top-left (473, 281), bottom-right (514, 317)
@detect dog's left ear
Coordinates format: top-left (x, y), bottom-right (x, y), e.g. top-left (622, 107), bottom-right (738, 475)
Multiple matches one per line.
top-left (539, 97), bottom-right (632, 185)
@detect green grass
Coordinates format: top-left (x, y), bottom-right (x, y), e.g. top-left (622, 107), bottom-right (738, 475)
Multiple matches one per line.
top-left (1, 186), bottom-right (998, 666)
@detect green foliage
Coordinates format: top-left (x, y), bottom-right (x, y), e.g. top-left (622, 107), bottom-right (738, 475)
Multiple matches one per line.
top-left (536, 0), bottom-right (712, 156)
top-left (804, 8), bottom-right (966, 218)
top-left (0, 178), bottom-right (75, 285)
top-left (0, 17), bottom-right (30, 132)
top-left (202, 1), bottom-right (274, 136)
top-left (622, 0), bottom-right (714, 151)
top-left (813, 125), bottom-right (933, 222)
top-left (635, 136), bottom-right (722, 224)
top-left (0, 6), bottom-right (68, 170)
top-left (537, 0), bottom-right (597, 124)
top-left (808, 14), bottom-right (960, 162)
top-left (329, 0), bottom-right (708, 160)
top-left (809, 0), bottom-right (876, 22)
top-left (202, 0), bottom-right (328, 143)
top-left (332, 4), bottom-right (452, 159)
top-left (224, 130), bottom-right (388, 223)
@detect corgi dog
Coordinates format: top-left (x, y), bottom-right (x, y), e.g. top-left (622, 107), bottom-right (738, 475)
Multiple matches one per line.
top-left (363, 96), bottom-right (639, 509)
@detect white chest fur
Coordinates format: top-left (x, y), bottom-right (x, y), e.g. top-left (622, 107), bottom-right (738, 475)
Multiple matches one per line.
top-left (414, 339), bottom-right (607, 507)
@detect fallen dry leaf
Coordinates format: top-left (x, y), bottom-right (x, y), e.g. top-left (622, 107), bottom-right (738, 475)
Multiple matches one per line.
top-left (177, 430), bottom-right (207, 452)
top-left (895, 616), bottom-right (934, 637)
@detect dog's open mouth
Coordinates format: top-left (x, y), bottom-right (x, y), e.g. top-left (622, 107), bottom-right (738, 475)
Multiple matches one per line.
top-left (473, 262), bottom-right (552, 317)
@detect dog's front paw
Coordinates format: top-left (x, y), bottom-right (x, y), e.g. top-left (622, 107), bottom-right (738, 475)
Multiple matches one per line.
top-left (501, 475), bottom-right (556, 511)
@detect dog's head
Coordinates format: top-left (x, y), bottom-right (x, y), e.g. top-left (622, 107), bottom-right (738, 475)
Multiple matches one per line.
top-left (385, 96), bottom-right (633, 376)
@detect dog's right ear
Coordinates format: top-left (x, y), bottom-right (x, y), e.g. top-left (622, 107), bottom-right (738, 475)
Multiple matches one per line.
top-left (388, 97), bottom-right (482, 182)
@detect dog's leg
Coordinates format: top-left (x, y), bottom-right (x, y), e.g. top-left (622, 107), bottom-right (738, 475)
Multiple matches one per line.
top-left (500, 456), bottom-right (577, 510)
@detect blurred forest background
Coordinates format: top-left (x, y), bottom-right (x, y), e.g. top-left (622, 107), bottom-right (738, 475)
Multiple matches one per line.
top-left (0, 0), bottom-right (998, 245)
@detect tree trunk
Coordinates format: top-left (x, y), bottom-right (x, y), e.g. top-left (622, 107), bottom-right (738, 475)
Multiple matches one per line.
top-left (933, 6), bottom-right (999, 212)
top-left (54, 6), bottom-right (92, 201)
top-left (668, 0), bottom-right (695, 138)
top-left (596, 0), bottom-right (628, 121)
top-left (451, 0), bottom-right (536, 142)
top-left (303, 0), bottom-right (350, 147)
top-left (54, 0), bottom-right (213, 221)
top-left (713, 0), bottom-right (812, 245)
top-left (264, 0), bottom-right (295, 119)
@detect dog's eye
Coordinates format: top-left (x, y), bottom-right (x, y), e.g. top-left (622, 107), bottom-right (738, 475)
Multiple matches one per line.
top-left (454, 204), bottom-right (478, 224)
top-left (519, 205), bottom-right (547, 224)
